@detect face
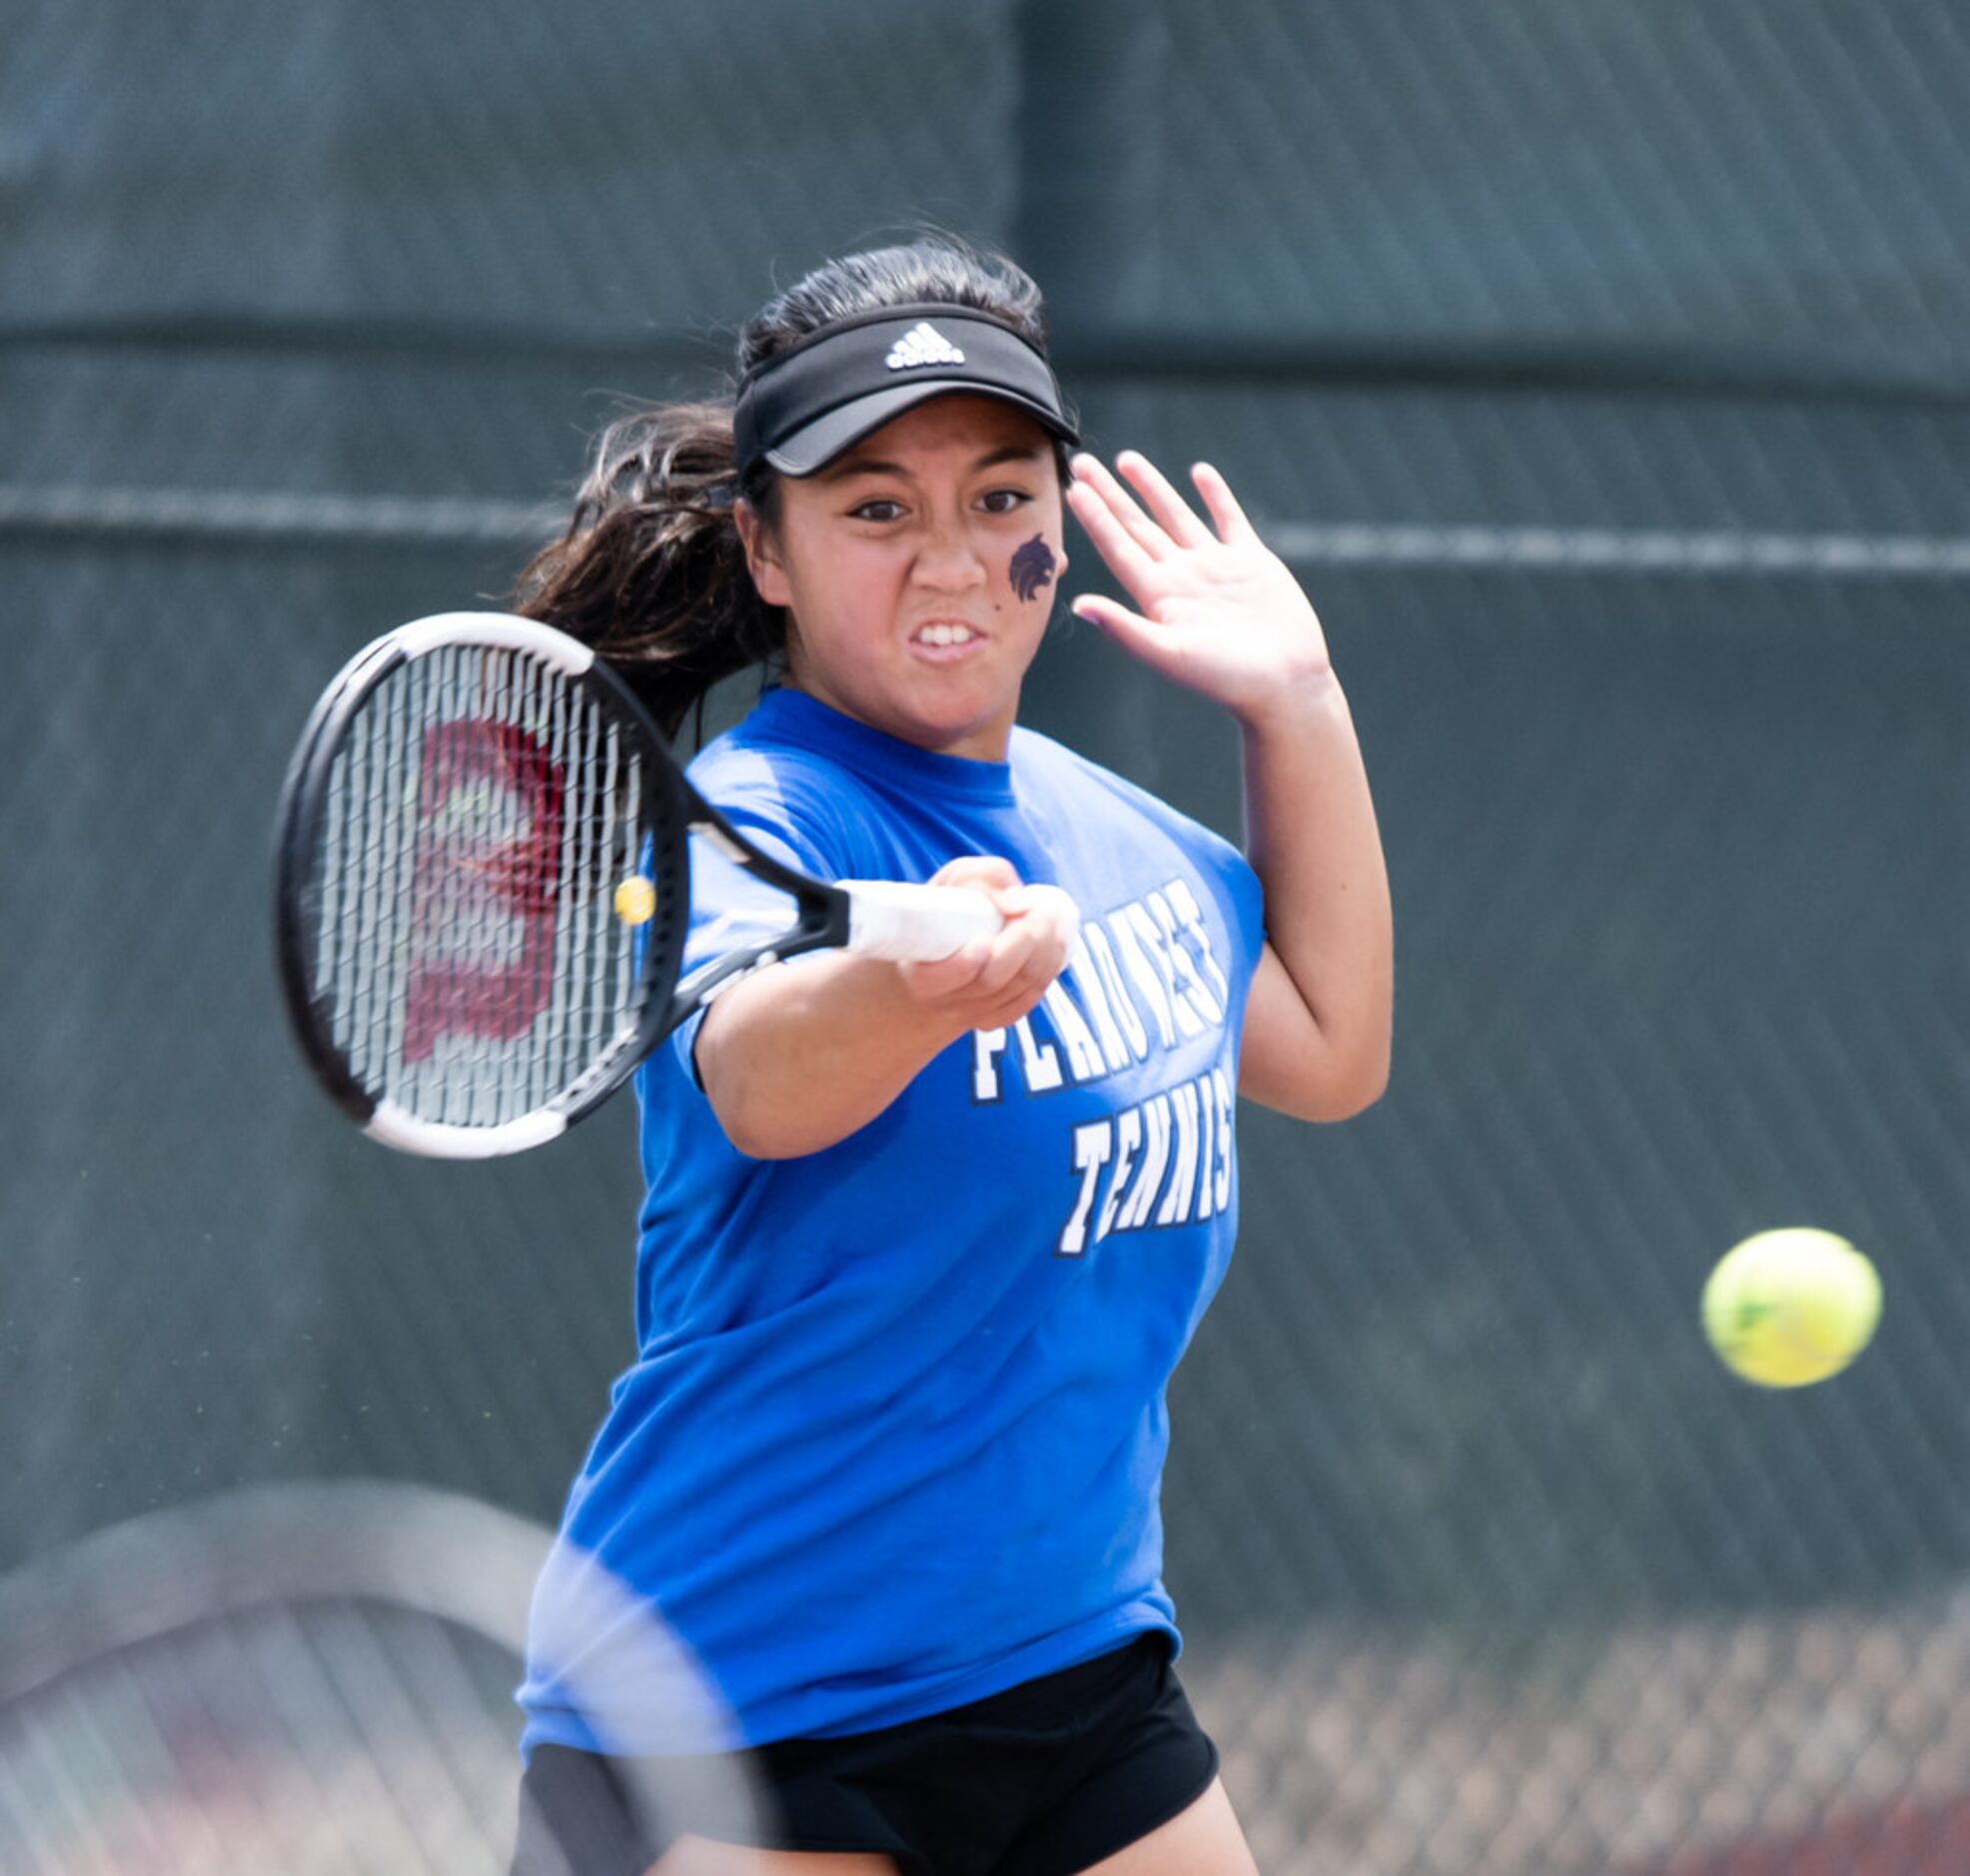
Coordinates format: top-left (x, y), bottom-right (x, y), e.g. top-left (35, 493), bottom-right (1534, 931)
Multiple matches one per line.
top-left (735, 395), bottom-right (1066, 761)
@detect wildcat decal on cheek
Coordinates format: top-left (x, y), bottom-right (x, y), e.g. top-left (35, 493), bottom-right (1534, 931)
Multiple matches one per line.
top-left (1009, 535), bottom-right (1057, 603)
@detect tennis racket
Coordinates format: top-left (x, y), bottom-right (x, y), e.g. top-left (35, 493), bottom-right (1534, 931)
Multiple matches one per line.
top-left (0, 1480), bottom-right (764, 1875)
top-left (275, 612), bottom-right (1041, 1159)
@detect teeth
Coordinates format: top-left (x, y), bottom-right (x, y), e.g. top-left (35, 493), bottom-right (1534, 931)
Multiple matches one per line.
top-left (918, 624), bottom-right (977, 647)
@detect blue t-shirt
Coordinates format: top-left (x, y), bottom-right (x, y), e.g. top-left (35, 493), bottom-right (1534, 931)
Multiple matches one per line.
top-left (519, 688), bottom-right (1265, 1753)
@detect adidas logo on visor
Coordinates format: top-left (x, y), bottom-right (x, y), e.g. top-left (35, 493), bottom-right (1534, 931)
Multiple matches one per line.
top-left (884, 322), bottom-right (966, 371)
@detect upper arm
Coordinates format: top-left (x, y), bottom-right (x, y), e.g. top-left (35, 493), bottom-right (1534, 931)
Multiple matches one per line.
top-left (1236, 940), bottom-right (1391, 1122)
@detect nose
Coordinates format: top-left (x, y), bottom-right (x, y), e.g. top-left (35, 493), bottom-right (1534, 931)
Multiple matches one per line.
top-left (909, 519), bottom-right (988, 592)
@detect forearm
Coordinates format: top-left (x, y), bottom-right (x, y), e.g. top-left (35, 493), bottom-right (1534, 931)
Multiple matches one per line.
top-left (693, 860), bottom-right (1077, 1159)
top-left (695, 953), bottom-right (970, 1159)
top-left (1239, 673), bottom-right (1394, 1118)
top-left (1052, 447), bottom-right (1392, 1113)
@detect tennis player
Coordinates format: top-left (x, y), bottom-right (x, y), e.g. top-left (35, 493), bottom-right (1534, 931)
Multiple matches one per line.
top-left (509, 237), bottom-right (1393, 1876)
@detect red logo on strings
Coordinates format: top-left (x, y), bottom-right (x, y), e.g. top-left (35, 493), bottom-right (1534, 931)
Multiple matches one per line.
top-left (403, 721), bottom-right (564, 1064)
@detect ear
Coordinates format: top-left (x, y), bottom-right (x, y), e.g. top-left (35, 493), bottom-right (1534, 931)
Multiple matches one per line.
top-left (1036, 517), bottom-right (1068, 589)
top-left (733, 498), bottom-right (793, 609)
top-left (1045, 475), bottom-right (1069, 580)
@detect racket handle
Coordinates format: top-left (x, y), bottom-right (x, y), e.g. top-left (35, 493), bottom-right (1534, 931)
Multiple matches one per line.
top-left (839, 879), bottom-right (1013, 962)
top-left (842, 880), bottom-right (1082, 962)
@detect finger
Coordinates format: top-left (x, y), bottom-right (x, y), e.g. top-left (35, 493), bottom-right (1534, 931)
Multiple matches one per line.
top-left (930, 858), bottom-right (1033, 946)
top-left (1064, 477), bottom-right (1162, 596)
top-left (898, 940), bottom-right (992, 1000)
top-left (1069, 455), bottom-right (1168, 563)
top-left (1117, 451), bottom-right (1215, 550)
top-left (972, 958), bottom-right (1064, 1025)
top-left (974, 975), bottom-right (1057, 1029)
top-left (992, 893), bottom-right (1077, 988)
top-left (981, 899), bottom-right (1064, 989)
top-left (1190, 461), bottom-right (1258, 544)
top-left (1001, 882), bottom-right (1080, 955)
top-left (1070, 593), bottom-right (1193, 684)
top-left (980, 888), bottom-right (1079, 995)
top-left (930, 853), bottom-right (1021, 893)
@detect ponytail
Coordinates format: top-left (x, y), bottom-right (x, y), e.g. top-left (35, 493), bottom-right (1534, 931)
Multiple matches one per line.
top-left (510, 403), bottom-right (781, 743)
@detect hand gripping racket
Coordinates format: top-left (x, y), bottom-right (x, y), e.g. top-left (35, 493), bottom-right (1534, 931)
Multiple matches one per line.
top-left (275, 612), bottom-right (1039, 1159)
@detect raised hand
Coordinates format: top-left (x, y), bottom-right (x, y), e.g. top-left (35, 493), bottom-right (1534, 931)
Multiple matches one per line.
top-left (1065, 451), bottom-right (1333, 727)
top-left (1068, 448), bottom-right (1393, 1125)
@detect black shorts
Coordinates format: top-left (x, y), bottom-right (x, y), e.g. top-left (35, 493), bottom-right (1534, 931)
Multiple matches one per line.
top-left (511, 1632), bottom-right (1219, 1876)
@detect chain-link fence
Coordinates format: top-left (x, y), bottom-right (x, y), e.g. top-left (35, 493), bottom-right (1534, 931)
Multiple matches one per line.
top-left (5, 3), bottom-right (1969, 1869)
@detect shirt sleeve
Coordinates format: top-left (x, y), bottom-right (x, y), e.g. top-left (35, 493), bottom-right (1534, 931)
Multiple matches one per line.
top-left (663, 752), bottom-right (853, 1086)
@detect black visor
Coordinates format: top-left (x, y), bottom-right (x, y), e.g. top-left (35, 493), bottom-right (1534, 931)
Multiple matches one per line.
top-left (731, 305), bottom-right (1079, 480)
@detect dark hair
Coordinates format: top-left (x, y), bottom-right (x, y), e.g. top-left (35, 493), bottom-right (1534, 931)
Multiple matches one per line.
top-left (511, 237), bottom-right (1057, 742)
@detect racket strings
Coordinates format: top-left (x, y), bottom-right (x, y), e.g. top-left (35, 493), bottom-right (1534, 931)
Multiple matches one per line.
top-left (0, 1603), bottom-right (523, 1875)
top-left (310, 646), bottom-right (652, 1128)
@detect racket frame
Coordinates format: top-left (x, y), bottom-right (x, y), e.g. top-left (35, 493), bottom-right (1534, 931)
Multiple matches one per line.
top-left (275, 613), bottom-right (906, 1158)
top-left (0, 1480), bottom-right (766, 1862)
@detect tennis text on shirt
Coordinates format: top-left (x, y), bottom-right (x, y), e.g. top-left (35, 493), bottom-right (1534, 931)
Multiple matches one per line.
top-left (967, 876), bottom-right (1237, 1256)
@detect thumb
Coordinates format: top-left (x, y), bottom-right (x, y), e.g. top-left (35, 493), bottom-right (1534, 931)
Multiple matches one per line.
top-left (1071, 594), bottom-right (1186, 678)
top-left (930, 853), bottom-right (1022, 895)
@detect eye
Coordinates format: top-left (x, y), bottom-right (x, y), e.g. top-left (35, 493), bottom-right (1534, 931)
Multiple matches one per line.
top-left (978, 486), bottom-right (1032, 514)
top-left (848, 497), bottom-right (906, 522)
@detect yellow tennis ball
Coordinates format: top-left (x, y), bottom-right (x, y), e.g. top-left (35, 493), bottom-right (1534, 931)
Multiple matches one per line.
top-left (1701, 1228), bottom-right (1881, 1388)
top-left (612, 875), bottom-right (656, 926)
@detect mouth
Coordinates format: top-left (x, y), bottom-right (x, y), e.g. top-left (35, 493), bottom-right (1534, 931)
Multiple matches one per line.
top-left (908, 620), bottom-right (987, 656)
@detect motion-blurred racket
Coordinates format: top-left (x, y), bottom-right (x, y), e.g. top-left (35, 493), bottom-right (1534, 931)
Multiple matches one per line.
top-left (275, 612), bottom-right (1030, 1158)
top-left (0, 1480), bottom-right (763, 1875)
